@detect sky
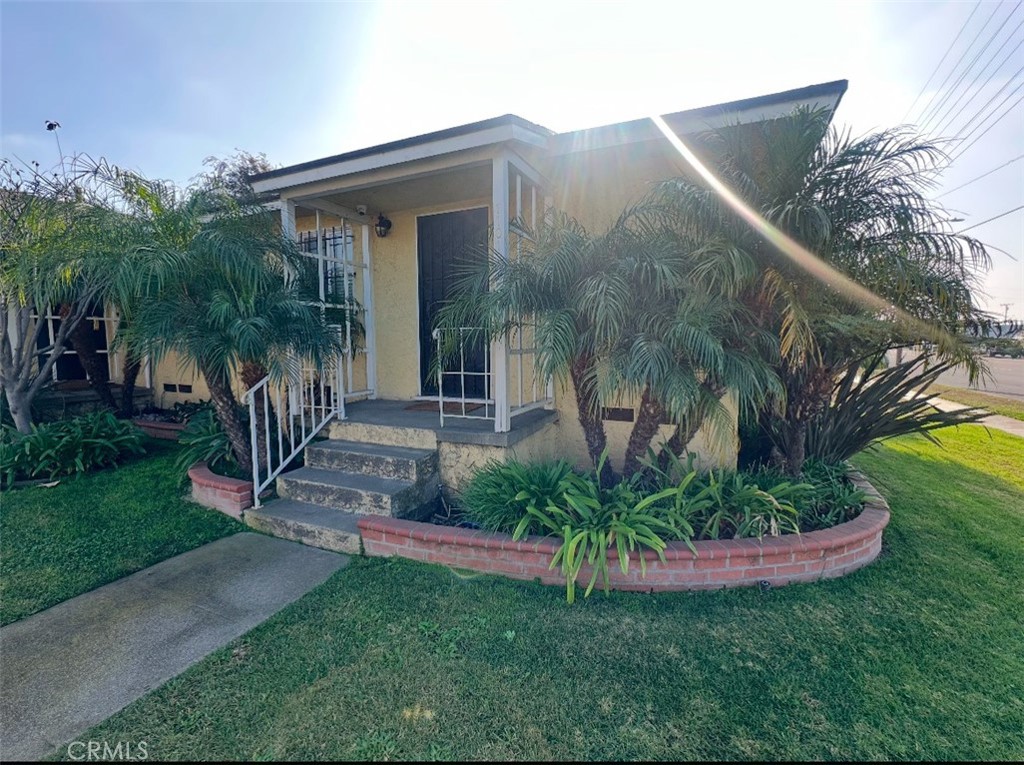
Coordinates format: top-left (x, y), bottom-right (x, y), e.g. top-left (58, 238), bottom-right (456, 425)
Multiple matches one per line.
top-left (2, 0), bottom-right (1022, 319)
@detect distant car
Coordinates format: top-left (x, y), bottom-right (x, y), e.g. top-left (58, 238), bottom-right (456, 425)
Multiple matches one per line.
top-left (983, 339), bottom-right (1024, 358)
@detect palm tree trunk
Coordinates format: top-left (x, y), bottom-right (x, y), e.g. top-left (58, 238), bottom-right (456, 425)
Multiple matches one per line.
top-left (623, 385), bottom-right (664, 477)
top-left (239, 361), bottom-right (269, 472)
top-left (119, 355), bottom-right (142, 418)
top-left (772, 362), bottom-right (833, 476)
top-left (782, 420), bottom-right (808, 476)
top-left (657, 419), bottom-right (703, 473)
top-left (569, 353), bottom-right (614, 486)
top-left (64, 304), bottom-right (117, 412)
top-left (657, 381), bottom-right (726, 472)
top-left (201, 366), bottom-right (252, 470)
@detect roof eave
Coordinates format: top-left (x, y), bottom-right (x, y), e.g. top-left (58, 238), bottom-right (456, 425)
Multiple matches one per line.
top-left (250, 115), bottom-right (552, 194)
top-left (550, 79), bottom-right (848, 156)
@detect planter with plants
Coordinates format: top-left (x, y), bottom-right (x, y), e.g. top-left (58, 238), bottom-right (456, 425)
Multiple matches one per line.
top-left (358, 450), bottom-right (889, 603)
top-left (132, 400), bottom-right (210, 441)
top-left (173, 405), bottom-right (258, 517)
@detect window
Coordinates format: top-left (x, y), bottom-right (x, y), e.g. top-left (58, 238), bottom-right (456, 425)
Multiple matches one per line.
top-left (33, 302), bottom-right (116, 383)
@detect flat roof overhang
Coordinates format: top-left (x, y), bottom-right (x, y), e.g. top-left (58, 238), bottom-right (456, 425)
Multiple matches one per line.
top-left (251, 80), bottom-right (848, 196)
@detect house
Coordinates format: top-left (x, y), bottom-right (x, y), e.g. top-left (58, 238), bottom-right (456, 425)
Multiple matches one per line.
top-left (72, 80), bottom-right (849, 546)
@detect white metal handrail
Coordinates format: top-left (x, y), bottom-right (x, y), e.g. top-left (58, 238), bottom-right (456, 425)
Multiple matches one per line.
top-left (243, 357), bottom-right (344, 508)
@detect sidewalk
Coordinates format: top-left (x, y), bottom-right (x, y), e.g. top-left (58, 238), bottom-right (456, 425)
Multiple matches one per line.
top-left (930, 396), bottom-right (1024, 439)
top-left (0, 532), bottom-right (347, 761)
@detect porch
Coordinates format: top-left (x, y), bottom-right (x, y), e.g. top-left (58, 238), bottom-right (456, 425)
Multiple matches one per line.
top-left (267, 122), bottom-right (555, 435)
top-left (333, 398), bottom-right (557, 448)
top-left (244, 119), bottom-right (565, 502)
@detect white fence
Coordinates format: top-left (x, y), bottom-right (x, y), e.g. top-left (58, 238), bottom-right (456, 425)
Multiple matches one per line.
top-left (433, 324), bottom-right (553, 431)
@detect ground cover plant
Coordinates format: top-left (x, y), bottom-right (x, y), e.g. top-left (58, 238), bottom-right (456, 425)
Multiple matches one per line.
top-left (0, 410), bottom-right (145, 487)
top-left (172, 405), bottom-right (245, 482)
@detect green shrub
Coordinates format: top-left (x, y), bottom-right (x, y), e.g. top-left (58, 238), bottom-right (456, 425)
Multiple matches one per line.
top-left (173, 406), bottom-right (238, 482)
top-left (519, 455), bottom-right (698, 603)
top-left (460, 459), bottom-right (575, 536)
top-left (686, 469), bottom-right (805, 540)
top-left (653, 450), bottom-right (862, 535)
top-left (801, 355), bottom-right (987, 464)
top-left (460, 448), bottom-right (866, 603)
top-left (0, 411), bottom-right (145, 487)
top-left (641, 449), bottom-right (806, 539)
top-left (796, 460), bottom-right (866, 531)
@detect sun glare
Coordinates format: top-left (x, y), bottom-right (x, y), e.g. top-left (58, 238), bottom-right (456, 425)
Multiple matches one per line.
top-left (649, 115), bottom-right (961, 350)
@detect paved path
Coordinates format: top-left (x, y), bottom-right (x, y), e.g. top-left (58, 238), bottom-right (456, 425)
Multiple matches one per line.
top-left (0, 533), bottom-right (347, 761)
top-left (931, 396), bottom-right (1024, 439)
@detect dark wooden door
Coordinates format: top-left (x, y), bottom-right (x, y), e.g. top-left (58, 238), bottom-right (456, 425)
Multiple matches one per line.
top-left (418, 207), bottom-right (489, 397)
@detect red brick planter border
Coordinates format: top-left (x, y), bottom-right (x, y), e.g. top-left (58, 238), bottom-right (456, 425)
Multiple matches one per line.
top-left (188, 462), bottom-right (252, 520)
top-left (358, 470), bottom-right (890, 592)
top-left (133, 419), bottom-right (186, 441)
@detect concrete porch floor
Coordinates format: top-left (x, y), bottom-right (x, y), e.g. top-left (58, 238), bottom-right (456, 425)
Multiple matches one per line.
top-left (339, 399), bottom-right (557, 447)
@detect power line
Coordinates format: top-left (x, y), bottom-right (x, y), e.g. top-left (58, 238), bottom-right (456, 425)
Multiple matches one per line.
top-left (939, 153), bottom-right (1024, 197)
top-left (932, 34), bottom-right (1024, 137)
top-left (950, 81), bottom-right (1024, 162)
top-left (928, 14), bottom-right (1024, 136)
top-left (946, 89), bottom-right (1024, 161)
top-left (921, 2), bottom-right (1024, 134)
top-left (957, 204), bottom-right (1024, 233)
top-left (915, 1), bottom-right (1005, 125)
top-left (946, 65), bottom-right (1024, 146)
top-left (903, 1), bottom-right (982, 122)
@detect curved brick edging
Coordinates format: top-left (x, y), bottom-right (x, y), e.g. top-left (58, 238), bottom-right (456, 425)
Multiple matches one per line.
top-left (357, 470), bottom-right (890, 592)
top-left (188, 462), bottom-right (252, 520)
top-left (133, 419), bottom-right (186, 441)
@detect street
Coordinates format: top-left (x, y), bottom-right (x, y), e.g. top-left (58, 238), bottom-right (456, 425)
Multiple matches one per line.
top-left (938, 356), bottom-right (1024, 399)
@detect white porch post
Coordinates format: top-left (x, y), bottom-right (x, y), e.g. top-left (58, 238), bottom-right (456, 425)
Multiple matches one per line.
top-left (280, 197), bottom-right (297, 244)
top-left (362, 223), bottom-right (377, 398)
top-left (492, 155), bottom-right (511, 433)
top-left (544, 193), bottom-right (555, 407)
top-left (280, 198), bottom-right (303, 419)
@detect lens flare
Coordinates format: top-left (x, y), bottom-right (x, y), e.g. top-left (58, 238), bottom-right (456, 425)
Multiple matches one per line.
top-left (648, 115), bottom-right (961, 353)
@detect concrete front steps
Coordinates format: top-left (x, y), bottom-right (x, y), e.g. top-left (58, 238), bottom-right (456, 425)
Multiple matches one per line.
top-left (244, 439), bottom-right (439, 554)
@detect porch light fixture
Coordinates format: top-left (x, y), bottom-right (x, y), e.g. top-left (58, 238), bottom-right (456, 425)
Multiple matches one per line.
top-left (374, 212), bottom-right (392, 238)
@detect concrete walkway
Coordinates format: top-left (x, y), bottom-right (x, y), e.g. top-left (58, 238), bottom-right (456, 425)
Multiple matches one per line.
top-left (931, 396), bottom-right (1024, 439)
top-left (0, 532), bottom-right (347, 761)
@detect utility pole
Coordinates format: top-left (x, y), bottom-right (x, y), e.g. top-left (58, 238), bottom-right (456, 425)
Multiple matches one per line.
top-left (1001, 303), bottom-right (1012, 322)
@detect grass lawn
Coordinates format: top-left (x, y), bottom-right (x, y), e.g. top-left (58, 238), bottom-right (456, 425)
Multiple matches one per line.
top-left (928, 383), bottom-right (1024, 422)
top-left (65, 426), bottom-right (1024, 761)
top-left (0, 439), bottom-right (241, 626)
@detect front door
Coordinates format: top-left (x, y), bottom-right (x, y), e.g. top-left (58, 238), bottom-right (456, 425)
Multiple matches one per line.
top-left (417, 207), bottom-right (489, 398)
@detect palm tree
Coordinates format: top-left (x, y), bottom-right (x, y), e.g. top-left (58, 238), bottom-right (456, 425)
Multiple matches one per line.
top-left (644, 108), bottom-right (990, 473)
top-left (436, 208), bottom-right (780, 482)
top-left (436, 210), bottom-right (619, 481)
top-left (114, 177), bottom-right (345, 470)
top-left (0, 156), bottom-right (126, 432)
top-left (585, 213), bottom-right (781, 476)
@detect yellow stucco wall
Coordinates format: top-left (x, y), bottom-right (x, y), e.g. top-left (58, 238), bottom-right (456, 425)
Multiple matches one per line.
top-left (549, 139), bottom-right (687, 233)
